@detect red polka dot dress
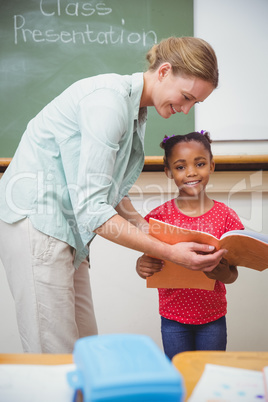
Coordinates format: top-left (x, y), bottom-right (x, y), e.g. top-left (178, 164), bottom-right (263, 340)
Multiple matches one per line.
top-left (145, 199), bottom-right (244, 325)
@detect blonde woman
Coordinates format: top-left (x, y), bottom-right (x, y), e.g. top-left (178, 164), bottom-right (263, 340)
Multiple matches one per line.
top-left (0, 37), bottom-right (226, 353)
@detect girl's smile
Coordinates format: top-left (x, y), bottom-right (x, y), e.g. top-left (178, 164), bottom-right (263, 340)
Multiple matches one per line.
top-left (184, 180), bottom-right (201, 186)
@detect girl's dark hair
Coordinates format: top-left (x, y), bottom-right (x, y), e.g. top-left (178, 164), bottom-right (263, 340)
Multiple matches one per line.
top-left (160, 131), bottom-right (213, 168)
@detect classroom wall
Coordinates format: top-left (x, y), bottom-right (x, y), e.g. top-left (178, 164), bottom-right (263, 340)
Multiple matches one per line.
top-left (0, 0), bottom-right (268, 353)
top-left (194, 0), bottom-right (268, 146)
top-left (1, 171), bottom-right (268, 353)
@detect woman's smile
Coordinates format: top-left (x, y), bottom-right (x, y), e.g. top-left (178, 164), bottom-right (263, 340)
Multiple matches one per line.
top-left (170, 104), bottom-right (179, 114)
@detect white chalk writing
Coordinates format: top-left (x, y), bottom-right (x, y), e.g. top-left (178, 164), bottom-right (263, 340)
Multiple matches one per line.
top-left (39, 0), bottom-right (113, 17)
top-left (13, 1), bottom-right (157, 46)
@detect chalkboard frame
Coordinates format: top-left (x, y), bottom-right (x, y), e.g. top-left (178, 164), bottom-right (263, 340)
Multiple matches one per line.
top-left (1, 156), bottom-right (268, 173)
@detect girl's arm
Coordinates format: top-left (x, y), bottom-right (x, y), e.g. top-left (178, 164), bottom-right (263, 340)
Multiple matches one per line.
top-left (136, 254), bottom-right (163, 279)
top-left (204, 257), bottom-right (238, 284)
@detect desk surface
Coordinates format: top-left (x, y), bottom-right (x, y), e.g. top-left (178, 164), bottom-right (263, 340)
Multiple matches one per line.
top-left (0, 353), bottom-right (73, 365)
top-left (1, 351), bottom-right (268, 401)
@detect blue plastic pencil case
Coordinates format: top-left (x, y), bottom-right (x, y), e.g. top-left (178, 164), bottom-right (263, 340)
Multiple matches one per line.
top-left (67, 333), bottom-right (184, 402)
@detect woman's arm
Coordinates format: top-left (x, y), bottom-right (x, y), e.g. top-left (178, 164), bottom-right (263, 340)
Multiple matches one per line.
top-left (204, 258), bottom-right (238, 284)
top-left (94, 213), bottom-right (227, 272)
top-left (115, 196), bottom-right (149, 234)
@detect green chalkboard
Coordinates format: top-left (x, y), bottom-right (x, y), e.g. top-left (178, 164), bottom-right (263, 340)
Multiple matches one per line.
top-left (0, 0), bottom-right (193, 157)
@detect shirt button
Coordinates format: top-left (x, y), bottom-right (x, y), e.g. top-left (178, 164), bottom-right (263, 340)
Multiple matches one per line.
top-left (47, 173), bottom-right (54, 180)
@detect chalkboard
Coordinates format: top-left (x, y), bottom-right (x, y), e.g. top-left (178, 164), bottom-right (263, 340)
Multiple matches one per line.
top-left (0, 0), bottom-right (193, 157)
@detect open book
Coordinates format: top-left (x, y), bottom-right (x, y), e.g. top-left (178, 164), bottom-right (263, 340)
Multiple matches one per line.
top-left (147, 218), bottom-right (268, 290)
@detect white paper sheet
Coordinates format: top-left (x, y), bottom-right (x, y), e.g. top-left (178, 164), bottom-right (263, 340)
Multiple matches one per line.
top-left (0, 364), bottom-right (76, 402)
top-left (189, 364), bottom-right (265, 402)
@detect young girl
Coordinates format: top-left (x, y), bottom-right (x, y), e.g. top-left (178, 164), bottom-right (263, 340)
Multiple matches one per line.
top-left (136, 131), bottom-right (244, 360)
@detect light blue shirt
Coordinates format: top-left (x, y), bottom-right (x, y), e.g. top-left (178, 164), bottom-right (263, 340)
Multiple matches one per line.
top-left (0, 73), bottom-right (147, 267)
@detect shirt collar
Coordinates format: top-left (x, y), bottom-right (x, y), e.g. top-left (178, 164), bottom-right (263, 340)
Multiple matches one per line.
top-left (131, 72), bottom-right (147, 123)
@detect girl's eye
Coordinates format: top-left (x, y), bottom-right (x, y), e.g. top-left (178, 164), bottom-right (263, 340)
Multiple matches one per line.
top-left (197, 162), bottom-right (205, 167)
top-left (177, 165), bottom-right (185, 170)
top-left (183, 95), bottom-right (190, 101)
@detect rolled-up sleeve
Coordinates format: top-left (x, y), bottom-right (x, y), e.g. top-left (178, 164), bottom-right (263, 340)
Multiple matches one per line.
top-left (74, 88), bottom-right (129, 236)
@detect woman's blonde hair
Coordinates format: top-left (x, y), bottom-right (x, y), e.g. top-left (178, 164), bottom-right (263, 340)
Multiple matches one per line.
top-left (146, 36), bottom-right (219, 88)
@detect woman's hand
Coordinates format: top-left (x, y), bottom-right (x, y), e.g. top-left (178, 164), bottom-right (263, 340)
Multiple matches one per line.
top-left (169, 242), bottom-right (227, 272)
top-left (136, 254), bottom-right (163, 279)
top-left (204, 257), bottom-right (238, 284)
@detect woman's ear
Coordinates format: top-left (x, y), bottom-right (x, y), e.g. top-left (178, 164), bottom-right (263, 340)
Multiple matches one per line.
top-left (158, 63), bottom-right (172, 80)
top-left (164, 167), bottom-right (173, 179)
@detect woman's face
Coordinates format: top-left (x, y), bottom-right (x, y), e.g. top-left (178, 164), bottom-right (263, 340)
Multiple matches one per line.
top-left (151, 63), bottom-right (214, 119)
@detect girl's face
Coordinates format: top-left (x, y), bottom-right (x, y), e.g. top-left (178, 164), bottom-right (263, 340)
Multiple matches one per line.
top-left (165, 141), bottom-right (215, 197)
top-left (151, 63), bottom-right (214, 119)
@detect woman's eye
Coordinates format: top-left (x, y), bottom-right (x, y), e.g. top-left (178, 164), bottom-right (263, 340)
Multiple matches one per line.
top-left (183, 95), bottom-right (190, 101)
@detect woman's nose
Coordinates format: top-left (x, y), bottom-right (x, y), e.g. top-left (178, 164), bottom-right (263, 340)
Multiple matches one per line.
top-left (181, 104), bottom-right (192, 115)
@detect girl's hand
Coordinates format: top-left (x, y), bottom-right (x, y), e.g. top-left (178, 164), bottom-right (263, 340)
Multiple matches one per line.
top-left (204, 257), bottom-right (238, 284)
top-left (136, 254), bottom-right (163, 279)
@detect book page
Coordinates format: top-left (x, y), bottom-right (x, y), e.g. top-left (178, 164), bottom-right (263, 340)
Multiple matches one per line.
top-left (221, 230), bottom-right (268, 243)
top-left (189, 364), bottom-right (265, 402)
top-left (0, 364), bottom-right (75, 402)
top-left (263, 366), bottom-right (268, 401)
top-left (220, 235), bottom-right (268, 270)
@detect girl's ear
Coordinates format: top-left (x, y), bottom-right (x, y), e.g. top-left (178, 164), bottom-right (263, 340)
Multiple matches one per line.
top-left (210, 159), bottom-right (215, 174)
top-left (164, 167), bottom-right (173, 179)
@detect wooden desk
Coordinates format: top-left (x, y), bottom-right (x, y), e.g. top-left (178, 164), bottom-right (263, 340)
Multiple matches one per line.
top-left (0, 353), bottom-right (72, 365)
top-left (1, 352), bottom-right (267, 401)
top-left (172, 351), bottom-right (268, 400)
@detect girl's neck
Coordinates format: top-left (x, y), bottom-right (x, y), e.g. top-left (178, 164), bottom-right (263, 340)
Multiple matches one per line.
top-left (175, 193), bottom-right (214, 217)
